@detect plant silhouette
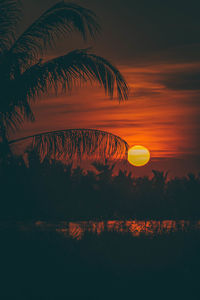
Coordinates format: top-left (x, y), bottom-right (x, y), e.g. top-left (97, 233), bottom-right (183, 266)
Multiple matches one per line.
top-left (0, 0), bottom-right (128, 158)
top-left (1, 155), bottom-right (200, 220)
top-left (9, 128), bottom-right (129, 163)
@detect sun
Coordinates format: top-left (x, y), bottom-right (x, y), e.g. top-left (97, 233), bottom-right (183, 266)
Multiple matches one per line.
top-left (128, 145), bottom-right (150, 167)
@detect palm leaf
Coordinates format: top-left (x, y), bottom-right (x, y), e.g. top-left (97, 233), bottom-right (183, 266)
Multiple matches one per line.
top-left (0, 92), bottom-right (35, 134)
top-left (0, 110), bottom-right (23, 134)
top-left (16, 49), bottom-right (128, 106)
top-left (0, 0), bottom-right (21, 52)
top-left (9, 129), bottom-right (129, 162)
top-left (9, 1), bottom-right (100, 69)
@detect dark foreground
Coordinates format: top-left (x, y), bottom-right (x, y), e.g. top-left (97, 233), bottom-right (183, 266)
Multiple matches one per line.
top-left (1, 157), bottom-right (200, 220)
top-left (1, 228), bottom-right (200, 300)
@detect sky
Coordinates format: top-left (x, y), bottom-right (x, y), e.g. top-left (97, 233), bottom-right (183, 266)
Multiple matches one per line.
top-left (10, 0), bottom-right (200, 176)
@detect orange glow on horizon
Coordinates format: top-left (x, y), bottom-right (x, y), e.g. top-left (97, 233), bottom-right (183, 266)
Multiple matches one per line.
top-left (9, 61), bottom-right (200, 161)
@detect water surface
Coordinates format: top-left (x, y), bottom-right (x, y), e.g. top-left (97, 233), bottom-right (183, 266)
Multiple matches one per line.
top-left (32, 220), bottom-right (200, 240)
top-left (2, 220), bottom-right (200, 240)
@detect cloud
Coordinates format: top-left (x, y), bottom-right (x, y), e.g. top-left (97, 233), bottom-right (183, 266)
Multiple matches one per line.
top-left (132, 87), bottom-right (162, 98)
top-left (160, 70), bottom-right (200, 91)
top-left (91, 120), bottom-right (143, 129)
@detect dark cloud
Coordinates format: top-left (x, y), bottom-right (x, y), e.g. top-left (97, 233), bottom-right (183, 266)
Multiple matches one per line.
top-left (133, 88), bottom-right (162, 98)
top-left (160, 70), bottom-right (200, 91)
top-left (92, 120), bottom-right (143, 129)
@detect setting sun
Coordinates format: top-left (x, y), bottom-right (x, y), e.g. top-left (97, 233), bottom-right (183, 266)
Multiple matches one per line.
top-left (128, 145), bottom-right (150, 167)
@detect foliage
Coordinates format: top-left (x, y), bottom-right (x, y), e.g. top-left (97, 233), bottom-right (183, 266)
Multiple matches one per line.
top-left (0, 0), bottom-right (128, 141)
top-left (9, 129), bottom-right (129, 162)
top-left (1, 156), bottom-right (200, 220)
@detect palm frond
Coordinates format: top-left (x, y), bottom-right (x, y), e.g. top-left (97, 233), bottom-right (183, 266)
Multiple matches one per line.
top-left (0, 78), bottom-right (35, 127)
top-left (0, 105), bottom-right (33, 136)
top-left (0, 0), bottom-right (21, 53)
top-left (9, 129), bottom-right (129, 162)
top-left (10, 1), bottom-right (100, 69)
top-left (18, 49), bottom-right (128, 102)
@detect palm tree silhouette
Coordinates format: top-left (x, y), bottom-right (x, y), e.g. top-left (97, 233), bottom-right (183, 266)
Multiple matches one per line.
top-left (0, 0), bottom-right (128, 158)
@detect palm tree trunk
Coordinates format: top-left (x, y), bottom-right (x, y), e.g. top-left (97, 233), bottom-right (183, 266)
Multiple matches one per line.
top-left (0, 116), bottom-right (11, 163)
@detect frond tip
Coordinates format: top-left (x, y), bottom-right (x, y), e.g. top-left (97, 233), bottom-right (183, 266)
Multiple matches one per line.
top-left (9, 129), bottom-right (129, 162)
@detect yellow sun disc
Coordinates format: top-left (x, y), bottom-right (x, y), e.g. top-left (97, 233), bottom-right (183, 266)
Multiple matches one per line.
top-left (128, 145), bottom-right (150, 167)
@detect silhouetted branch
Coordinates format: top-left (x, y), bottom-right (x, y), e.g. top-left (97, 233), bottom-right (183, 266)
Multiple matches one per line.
top-left (16, 49), bottom-right (128, 108)
top-left (9, 128), bottom-right (129, 162)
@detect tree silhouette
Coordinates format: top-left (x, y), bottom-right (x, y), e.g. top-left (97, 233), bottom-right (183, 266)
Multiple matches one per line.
top-left (0, 0), bottom-right (128, 154)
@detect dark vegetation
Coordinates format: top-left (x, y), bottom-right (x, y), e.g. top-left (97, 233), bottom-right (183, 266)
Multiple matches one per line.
top-left (0, 227), bottom-right (199, 300)
top-left (1, 154), bottom-right (200, 220)
top-left (0, 0), bottom-right (128, 149)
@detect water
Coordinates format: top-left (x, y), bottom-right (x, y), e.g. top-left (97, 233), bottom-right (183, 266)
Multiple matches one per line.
top-left (1, 219), bottom-right (200, 299)
top-left (13, 219), bottom-right (200, 240)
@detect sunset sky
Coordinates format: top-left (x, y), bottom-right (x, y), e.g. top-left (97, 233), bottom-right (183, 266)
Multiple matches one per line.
top-left (10, 0), bottom-right (200, 176)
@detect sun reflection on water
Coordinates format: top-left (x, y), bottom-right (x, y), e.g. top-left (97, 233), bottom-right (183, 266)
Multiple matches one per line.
top-left (31, 220), bottom-right (200, 240)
